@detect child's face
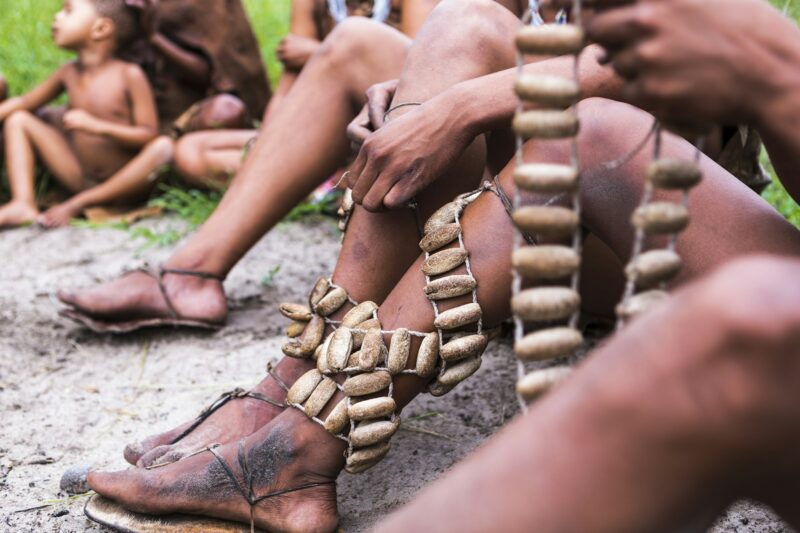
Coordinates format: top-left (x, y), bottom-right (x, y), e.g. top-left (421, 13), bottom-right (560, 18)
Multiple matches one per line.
top-left (52, 0), bottom-right (101, 50)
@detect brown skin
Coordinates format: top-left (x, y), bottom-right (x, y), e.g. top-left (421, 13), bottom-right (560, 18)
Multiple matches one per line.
top-left (0, 0), bottom-right (160, 227)
top-left (88, 97), bottom-right (800, 530)
top-left (173, 0), bottom-right (440, 189)
top-left (87, 1), bottom-right (800, 528)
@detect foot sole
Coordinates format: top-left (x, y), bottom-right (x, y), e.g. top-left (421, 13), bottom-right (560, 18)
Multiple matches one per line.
top-left (84, 494), bottom-right (262, 533)
top-left (60, 309), bottom-right (224, 334)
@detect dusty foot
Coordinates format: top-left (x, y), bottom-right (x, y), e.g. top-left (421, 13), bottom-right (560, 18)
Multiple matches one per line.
top-left (0, 201), bottom-right (39, 228)
top-left (37, 200), bottom-right (82, 228)
top-left (127, 357), bottom-right (315, 467)
top-left (57, 268), bottom-right (227, 324)
top-left (90, 409), bottom-right (343, 533)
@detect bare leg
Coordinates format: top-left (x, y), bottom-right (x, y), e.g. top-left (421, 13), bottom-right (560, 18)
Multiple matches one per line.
top-left (172, 130), bottom-right (257, 189)
top-left (378, 255), bottom-right (800, 533)
top-left (124, 0), bottom-right (522, 468)
top-left (59, 18), bottom-right (413, 324)
top-left (89, 96), bottom-right (800, 529)
top-left (37, 136), bottom-right (174, 228)
top-left (0, 110), bottom-right (84, 227)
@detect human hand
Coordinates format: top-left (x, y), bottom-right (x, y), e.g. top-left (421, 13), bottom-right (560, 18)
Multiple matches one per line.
top-left (346, 91), bottom-right (474, 211)
top-left (63, 109), bottom-right (103, 134)
top-left (583, 0), bottom-right (800, 125)
top-left (37, 200), bottom-right (83, 228)
top-left (346, 79), bottom-right (399, 149)
top-left (125, 0), bottom-right (159, 38)
top-left (276, 34), bottom-right (320, 71)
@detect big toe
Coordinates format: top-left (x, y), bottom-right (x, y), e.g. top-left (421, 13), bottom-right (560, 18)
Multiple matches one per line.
top-left (57, 289), bottom-right (78, 307)
top-left (88, 469), bottom-right (146, 508)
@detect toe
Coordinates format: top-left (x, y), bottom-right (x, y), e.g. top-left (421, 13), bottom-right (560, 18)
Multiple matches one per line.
top-left (57, 290), bottom-right (77, 307)
top-left (137, 444), bottom-right (172, 468)
top-left (88, 469), bottom-right (140, 506)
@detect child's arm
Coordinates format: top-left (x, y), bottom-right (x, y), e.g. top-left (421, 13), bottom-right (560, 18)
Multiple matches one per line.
top-left (63, 65), bottom-right (158, 149)
top-left (0, 65), bottom-right (67, 122)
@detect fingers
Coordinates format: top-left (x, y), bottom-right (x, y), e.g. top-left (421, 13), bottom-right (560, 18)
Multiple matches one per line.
top-left (361, 171), bottom-right (400, 212)
top-left (366, 79), bottom-right (399, 130)
top-left (351, 156), bottom-right (381, 207)
top-left (585, 4), bottom-right (653, 52)
top-left (346, 105), bottom-right (372, 150)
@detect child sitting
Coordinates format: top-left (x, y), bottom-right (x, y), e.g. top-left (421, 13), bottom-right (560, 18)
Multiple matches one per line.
top-left (0, 0), bottom-right (171, 228)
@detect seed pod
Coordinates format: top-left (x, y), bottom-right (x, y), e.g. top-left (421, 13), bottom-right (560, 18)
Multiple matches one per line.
top-left (515, 74), bottom-right (580, 108)
top-left (358, 328), bottom-right (385, 371)
top-left (314, 287), bottom-right (348, 316)
top-left (434, 303), bottom-right (482, 330)
top-left (350, 419), bottom-right (400, 447)
top-left (514, 163), bottom-right (579, 194)
top-left (513, 206), bottom-right (579, 238)
top-left (512, 287), bottom-right (580, 322)
top-left (282, 341), bottom-right (308, 359)
top-left (278, 303), bottom-right (312, 322)
top-left (352, 317), bottom-right (381, 349)
top-left (515, 327), bottom-right (583, 361)
top-left (345, 442), bottom-right (391, 474)
top-left (625, 250), bottom-right (682, 288)
top-left (513, 110), bottom-right (579, 140)
top-left (316, 334), bottom-right (332, 372)
top-left (341, 301), bottom-right (379, 328)
top-left (440, 334), bottom-right (489, 362)
top-left (314, 342), bottom-right (325, 361)
top-left (416, 332), bottom-right (440, 378)
top-left (338, 219), bottom-right (348, 232)
top-left (326, 328), bottom-right (353, 372)
top-left (616, 290), bottom-right (669, 321)
top-left (323, 398), bottom-right (350, 434)
top-left (419, 223), bottom-right (462, 253)
top-left (513, 245), bottom-right (580, 280)
top-left (439, 355), bottom-right (482, 386)
top-left (341, 187), bottom-right (354, 214)
top-left (424, 275), bottom-right (477, 300)
top-left (647, 159), bottom-right (702, 190)
top-left (422, 248), bottom-right (469, 277)
top-left (342, 370), bottom-right (392, 396)
top-left (427, 380), bottom-right (456, 397)
top-left (299, 315), bottom-right (326, 353)
top-left (424, 200), bottom-right (468, 235)
top-left (308, 277), bottom-right (330, 308)
top-left (387, 328), bottom-right (411, 374)
top-left (348, 397), bottom-right (397, 421)
top-left (515, 23), bottom-right (585, 56)
top-left (516, 366), bottom-right (572, 401)
top-left (346, 349), bottom-right (362, 369)
top-left (286, 321), bottom-right (306, 338)
top-left (632, 202), bottom-right (690, 234)
top-left (303, 378), bottom-right (338, 418)
top-left (287, 369), bottom-right (323, 405)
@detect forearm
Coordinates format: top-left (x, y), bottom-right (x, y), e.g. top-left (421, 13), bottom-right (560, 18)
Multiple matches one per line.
top-left (0, 97), bottom-right (27, 122)
top-left (754, 70), bottom-right (800, 204)
top-left (150, 33), bottom-right (211, 87)
top-left (89, 119), bottom-right (158, 149)
top-left (447, 45), bottom-right (620, 139)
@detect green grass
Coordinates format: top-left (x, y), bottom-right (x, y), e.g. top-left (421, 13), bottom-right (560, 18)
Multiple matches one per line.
top-left (1, 0), bottom-right (799, 231)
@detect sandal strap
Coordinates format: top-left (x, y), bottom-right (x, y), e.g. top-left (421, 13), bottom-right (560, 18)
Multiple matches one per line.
top-left (130, 265), bottom-right (224, 320)
top-left (206, 442), bottom-right (335, 533)
top-left (160, 266), bottom-right (225, 282)
top-left (169, 385), bottom-right (287, 446)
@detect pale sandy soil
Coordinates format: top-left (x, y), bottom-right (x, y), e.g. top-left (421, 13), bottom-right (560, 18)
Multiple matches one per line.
top-left (0, 216), bottom-right (792, 532)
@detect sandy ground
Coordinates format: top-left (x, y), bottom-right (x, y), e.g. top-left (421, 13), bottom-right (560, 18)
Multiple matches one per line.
top-left (0, 216), bottom-right (793, 532)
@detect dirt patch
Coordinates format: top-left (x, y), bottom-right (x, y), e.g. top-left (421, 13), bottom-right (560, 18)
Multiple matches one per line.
top-left (0, 217), bottom-right (790, 532)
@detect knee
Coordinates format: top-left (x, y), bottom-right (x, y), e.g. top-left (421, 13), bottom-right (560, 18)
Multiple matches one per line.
top-left (429, 0), bottom-right (513, 46)
top-left (146, 135), bottom-right (174, 165)
top-left (205, 94), bottom-right (249, 129)
top-left (4, 109), bottom-right (33, 133)
top-left (173, 134), bottom-right (205, 178)
top-left (317, 17), bottom-right (389, 67)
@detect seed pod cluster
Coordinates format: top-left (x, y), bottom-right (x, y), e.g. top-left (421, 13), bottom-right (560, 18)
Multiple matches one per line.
top-left (618, 154), bottom-right (701, 325)
top-left (418, 188), bottom-right (491, 397)
top-left (510, 14), bottom-right (586, 408)
top-left (338, 188), bottom-right (355, 237)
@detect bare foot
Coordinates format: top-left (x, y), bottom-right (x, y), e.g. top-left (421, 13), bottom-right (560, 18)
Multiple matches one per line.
top-left (127, 357), bottom-right (315, 467)
top-left (37, 200), bottom-right (81, 228)
top-left (0, 201), bottom-right (39, 228)
top-left (90, 409), bottom-right (343, 533)
top-left (57, 268), bottom-right (227, 324)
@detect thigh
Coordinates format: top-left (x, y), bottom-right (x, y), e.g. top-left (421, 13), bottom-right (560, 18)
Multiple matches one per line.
top-left (23, 114), bottom-right (86, 192)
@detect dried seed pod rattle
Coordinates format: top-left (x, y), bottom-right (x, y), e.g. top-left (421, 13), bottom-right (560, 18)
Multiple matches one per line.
top-left (510, 1), bottom-right (703, 408)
